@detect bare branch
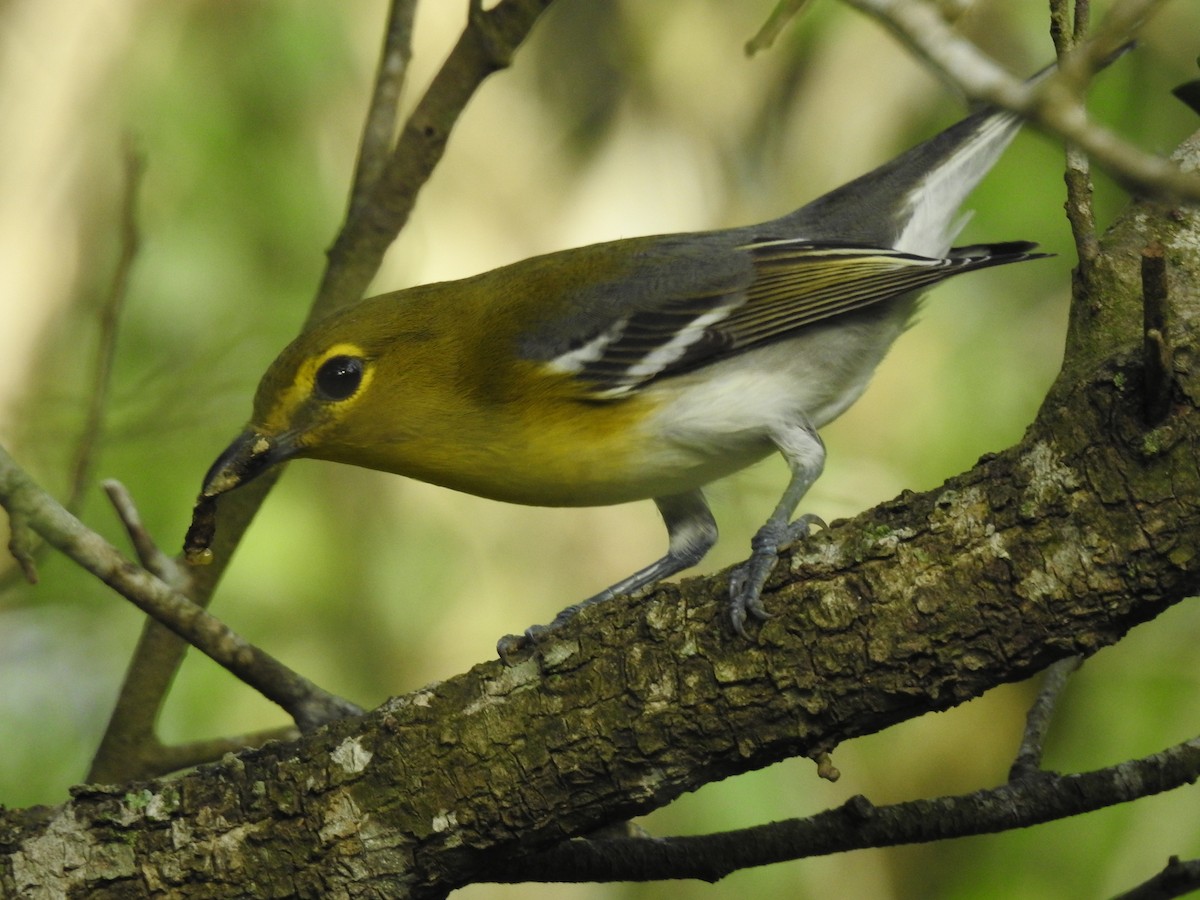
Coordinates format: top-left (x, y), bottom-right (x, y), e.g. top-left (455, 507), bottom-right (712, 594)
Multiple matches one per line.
top-left (745, 0), bottom-right (816, 56)
top-left (100, 480), bottom-right (312, 758)
top-left (1113, 856), bottom-right (1200, 900)
top-left (485, 736), bottom-right (1200, 883)
top-left (0, 144), bottom-right (144, 594)
top-left (1051, 0), bottom-right (1101, 280)
top-left (311, 0), bottom-right (556, 321)
top-left (92, 0), bottom-right (559, 784)
top-left (4, 515), bottom-right (38, 584)
top-left (346, 0), bottom-right (417, 222)
top-left (67, 143), bottom-right (144, 514)
top-left (1008, 656), bottom-right (1081, 781)
top-left (104, 480), bottom-right (183, 587)
top-left (841, 0), bottom-right (1200, 201)
top-left (0, 444), bottom-right (361, 732)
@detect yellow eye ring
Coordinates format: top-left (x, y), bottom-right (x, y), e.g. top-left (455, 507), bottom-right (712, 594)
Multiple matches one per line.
top-left (314, 355), bottom-right (364, 401)
top-left (302, 343), bottom-right (373, 407)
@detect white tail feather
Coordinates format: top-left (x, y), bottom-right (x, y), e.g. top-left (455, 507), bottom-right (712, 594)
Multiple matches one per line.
top-left (893, 112), bottom-right (1022, 256)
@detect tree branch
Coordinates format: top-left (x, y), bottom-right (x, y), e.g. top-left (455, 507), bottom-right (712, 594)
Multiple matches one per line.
top-left (0, 445), bottom-right (361, 731)
top-left (1008, 656), bottom-right (1080, 781)
top-left (483, 736), bottom-right (1200, 883)
top-left (840, 0), bottom-right (1200, 201)
top-left (6, 5), bottom-right (1199, 895)
top-left (0, 144), bottom-right (143, 593)
top-left (345, 0), bottom-right (418, 224)
top-left (1113, 856), bottom-right (1200, 900)
top-left (3, 325), bottom-right (1198, 892)
top-left (312, 0), bottom-right (556, 321)
top-left (5, 160), bottom-right (1200, 892)
top-left (89, 0), bottom-right (559, 785)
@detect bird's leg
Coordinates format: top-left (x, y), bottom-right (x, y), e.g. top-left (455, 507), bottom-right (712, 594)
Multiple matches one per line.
top-left (728, 421), bottom-right (825, 637)
top-left (497, 490), bottom-right (717, 662)
top-left (577, 490), bottom-right (719, 608)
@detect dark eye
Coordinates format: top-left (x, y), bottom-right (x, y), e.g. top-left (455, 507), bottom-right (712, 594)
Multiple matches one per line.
top-left (314, 355), bottom-right (364, 401)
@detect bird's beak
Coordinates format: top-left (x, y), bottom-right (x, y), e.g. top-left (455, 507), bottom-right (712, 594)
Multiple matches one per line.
top-left (199, 428), bottom-right (292, 499)
top-left (184, 428), bottom-right (296, 564)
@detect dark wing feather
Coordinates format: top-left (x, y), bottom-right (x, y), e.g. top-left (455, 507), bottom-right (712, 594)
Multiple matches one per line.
top-left (719, 240), bottom-right (1040, 348)
top-left (553, 239), bottom-right (1042, 398)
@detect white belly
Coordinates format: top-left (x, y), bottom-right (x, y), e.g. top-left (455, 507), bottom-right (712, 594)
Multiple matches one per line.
top-left (632, 309), bottom-right (912, 489)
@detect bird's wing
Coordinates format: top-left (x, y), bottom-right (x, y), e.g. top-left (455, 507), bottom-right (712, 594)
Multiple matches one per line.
top-left (547, 238), bottom-right (1040, 399)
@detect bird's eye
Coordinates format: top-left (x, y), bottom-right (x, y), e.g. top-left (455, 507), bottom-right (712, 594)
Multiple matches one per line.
top-left (314, 355), bottom-right (364, 401)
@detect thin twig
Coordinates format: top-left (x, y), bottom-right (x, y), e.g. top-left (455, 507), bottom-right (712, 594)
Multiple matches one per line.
top-left (1009, 655), bottom-right (1081, 781)
top-left (104, 479), bottom-right (183, 587)
top-left (0, 444), bottom-right (362, 732)
top-left (346, 0), bottom-right (417, 222)
top-left (67, 143), bottom-right (144, 514)
top-left (0, 144), bottom-right (144, 595)
top-left (745, 0), bottom-right (815, 56)
top-left (1050, 0), bottom-right (1100, 278)
top-left (103, 476), bottom-right (302, 775)
top-left (841, 0), bottom-right (1200, 201)
top-left (485, 735), bottom-right (1200, 884)
top-left (1112, 856), bottom-right (1200, 900)
top-left (5, 517), bottom-right (38, 584)
top-left (311, 0), bottom-right (557, 323)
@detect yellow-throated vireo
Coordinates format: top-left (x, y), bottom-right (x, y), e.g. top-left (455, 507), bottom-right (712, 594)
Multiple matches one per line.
top-left (187, 86), bottom-right (1048, 658)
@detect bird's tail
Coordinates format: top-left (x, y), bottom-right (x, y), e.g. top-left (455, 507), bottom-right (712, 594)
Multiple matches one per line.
top-left (775, 46), bottom-right (1131, 256)
top-left (782, 104), bottom-right (1023, 256)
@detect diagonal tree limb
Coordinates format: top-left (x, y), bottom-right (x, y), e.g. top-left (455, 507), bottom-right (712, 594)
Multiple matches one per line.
top-left (0, 446), bottom-right (362, 732)
top-left (4, 295), bottom-right (1198, 894)
top-left (1113, 856), bottom-right (1200, 900)
top-left (311, 0), bottom-right (556, 322)
top-left (88, 0), bottom-right (558, 785)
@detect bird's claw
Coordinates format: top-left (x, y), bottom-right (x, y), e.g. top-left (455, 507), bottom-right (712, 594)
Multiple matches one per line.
top-left (728, 554), bottom-right (777, 638)
top-left (784, 512), bottom-right (826, 546)
top-left (497, 596), bottom-right (597, 664)
top-left (728, 512), bottom-right (826, 637)
top-left (496, 624), bottom-right (549, 665)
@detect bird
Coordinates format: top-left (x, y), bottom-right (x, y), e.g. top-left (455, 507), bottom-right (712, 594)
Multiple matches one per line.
top-left (185, 84), bottom-right (1047, 659)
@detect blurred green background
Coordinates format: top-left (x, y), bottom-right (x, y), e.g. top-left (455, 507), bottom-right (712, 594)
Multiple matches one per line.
top-left (2, 1), bottom-right (1199, 897)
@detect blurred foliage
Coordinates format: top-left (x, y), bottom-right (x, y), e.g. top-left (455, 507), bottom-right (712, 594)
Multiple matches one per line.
top-left (1, 1), bottom-right (1199, 898)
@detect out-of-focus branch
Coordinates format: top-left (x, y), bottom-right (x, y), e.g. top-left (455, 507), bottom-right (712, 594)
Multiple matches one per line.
top-left (90, 0), bottom-right (559, 785)
top-left (346, 0), bottom-right (417, 224)
top-left (841, 0), bottom-right (1200, 201)
top-left (0, 144), bottom-right (144, 595)
top-left (745, 0), bottom-right (815, 56)
top-left (67, 144), bottom-right (144, 514)
top-left (311, 0), bottom-right (556, 322)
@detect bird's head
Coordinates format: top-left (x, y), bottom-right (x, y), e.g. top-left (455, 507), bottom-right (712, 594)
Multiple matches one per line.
top-left (183, 289), bottom-right (453, 563)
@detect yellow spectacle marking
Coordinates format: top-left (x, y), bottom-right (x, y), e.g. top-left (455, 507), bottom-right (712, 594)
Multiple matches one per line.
top-left (256, 342), bottom-right (375, 435)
